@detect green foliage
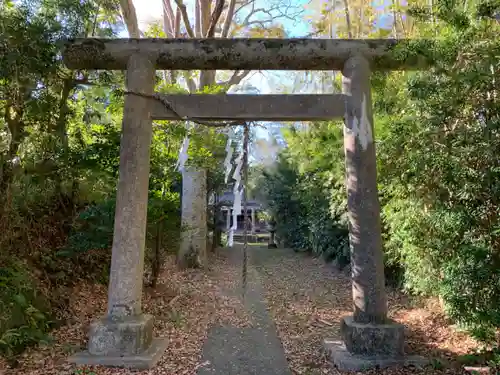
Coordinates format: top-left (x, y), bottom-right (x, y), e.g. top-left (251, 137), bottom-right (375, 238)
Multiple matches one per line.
top-left (376, 0), bottom-right (500, 343)
top-left (256, 123), bottom-right (349, 263)
top-left (2, 0), bottom-right (500, 364)
top-left (0, 260), bottom-right (52, 358)
top-left (258, 0), bottom-right (500, 345)
top-left (0, 0), bottom-right (212, 360)
top-left (61, 199), bottom-right (116, 257)
top-left (259, 157), bottom-right (309, 250)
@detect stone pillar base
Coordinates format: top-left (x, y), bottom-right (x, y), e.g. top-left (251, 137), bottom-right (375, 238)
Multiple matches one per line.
top-left (323, 340), bottom-right (428, 372)
top-left (268, 243), bottom-right (278, 249)
top-left (342, 315), bottom-right (404, 356)
top-left (69, 314), bottom-right (168, 369)
top-left (323, 316), bottom-right (428, 372)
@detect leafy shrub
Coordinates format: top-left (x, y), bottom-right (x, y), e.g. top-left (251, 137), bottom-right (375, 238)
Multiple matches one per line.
top-left (60, 198), bottom-right (116, 258)
top-left (257, 151), bottom-right (349, 263)
top-left (377, 3), bottom-right (500, 342)
top-left (60, 188), bottom-right (181, 286)
top-left (0, 260), bottom-right (52, 358)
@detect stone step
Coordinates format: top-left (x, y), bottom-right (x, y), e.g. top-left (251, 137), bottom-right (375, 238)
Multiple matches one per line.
top-left (232, 234), bottom-right (269, 243)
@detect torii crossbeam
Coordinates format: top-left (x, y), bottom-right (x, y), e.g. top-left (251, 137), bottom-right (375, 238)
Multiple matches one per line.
top-left (63, 38), bottom-right (429, 71)
top-left (63, 38), bottom-right (429, 372)
top-left (150, 94), bottom-right (348, 121)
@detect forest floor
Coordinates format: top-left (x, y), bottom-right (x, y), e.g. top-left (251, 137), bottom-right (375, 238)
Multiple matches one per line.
top-left (1, 245), bottom-right (480, 375)
top-left (251, 246), bottom-right (479, 375)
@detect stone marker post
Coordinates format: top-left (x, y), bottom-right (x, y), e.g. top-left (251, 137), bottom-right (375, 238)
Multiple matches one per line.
top-left (251, 208), bottom-right (256, 234)
top-left (178, 166), bottom-right (207, 268)
top-left (70, 54), bottom-right (168, 369)
top-left (268, 218), bottom-right (277, 249)
top-left (226, 208), bottom-right (231, 231)
top-left (323, 55), bottom-right (425, 371)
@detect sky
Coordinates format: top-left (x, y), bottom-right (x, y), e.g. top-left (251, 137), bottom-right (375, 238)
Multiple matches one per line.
top-left (127, 0), bottom-right (315, 94)
top-left (126, 0), bottom-right (396, 95)
top-left (131, 0), bottom-right (312, 36)
top-left (125, 0), bottom-right (318, 146)
top-left (124, 0), bottom-right (396, 152)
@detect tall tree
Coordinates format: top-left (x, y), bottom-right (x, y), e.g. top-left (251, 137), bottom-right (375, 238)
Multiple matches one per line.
top-left (157, 0), bottom-right (303, 268)
top-left (119, 0), bottom-right (141, 37)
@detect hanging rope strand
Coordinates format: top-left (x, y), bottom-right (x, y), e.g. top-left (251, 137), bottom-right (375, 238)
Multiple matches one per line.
top-left (241, 123), bottom-right (250, 300)
top-left (122, 89), bottom-right (248, 128)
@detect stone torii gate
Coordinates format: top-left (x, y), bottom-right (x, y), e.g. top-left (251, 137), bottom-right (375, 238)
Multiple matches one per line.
top-left (63, 38), bottom-right (427, 371)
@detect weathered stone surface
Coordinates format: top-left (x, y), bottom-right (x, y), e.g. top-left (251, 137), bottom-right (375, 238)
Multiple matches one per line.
top-left (150, 94), bottom-right (348, 121)
top-left (88, 314), bottom-right (154, 356)
top-left (179, 166), bottom-right (207, 268)
top-left (342, 55), bottom-right (387, 324)
top-left (69, 53), bottom-right (168, 370)
top-left (323, 339), bottom-right (428, 372)
top-left (251, 209), bottom-right (256, 234)
top-left (226, 209), bottom-right (231, 230)
top-left (107, 53), bottom-right (156, 318)
top-left (340, 316), bottom-right (404, 356)
top-left (70, 338), bottom-right (168, 369)
top-left (268, 220), bottom-right (277, 249)
top-left (322, 56), bottom-right (418, 373)
top-left (62, 38), bottom-right (431, 71)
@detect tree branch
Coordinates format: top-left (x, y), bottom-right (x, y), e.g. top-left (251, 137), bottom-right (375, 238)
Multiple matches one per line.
top-left (195, 0), bottom-right (202, 37)
top-left (234, 0), bottom-right (253, 17)
top-left (174, 7), bottom-right (181, 37)
top-left (183, 71), bottom-right (197, 93)
top-left (162, 0), bottom-right (175, 37)
top-left (119, 0), bottom-right (141, 38)
top-left (218, 70), bottom-right (251, 90)
top-left (242, 0), bottom-right (257, 25)
top-left (221, 0), bottom-right (237, 37)
top-left (174, 0), bottom-right (195, 38)
top-left (206, 0), bottom-right (225, 37)
top-left (200, 0), bottom-right (210, 35)
top-left (235, 0), bottom-right (304, 26)
top-left (230, 19), bottom-right (274, 33)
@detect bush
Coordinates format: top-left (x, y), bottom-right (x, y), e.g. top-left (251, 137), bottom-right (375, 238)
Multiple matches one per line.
top-left (377, 7), bottom-right (500, 342)
top-left (0, 259), bottom-right (52, 358)
top-left (60, 188), bottom-right (181, 286)
top-left (257, 151), bottom-right (349, 263)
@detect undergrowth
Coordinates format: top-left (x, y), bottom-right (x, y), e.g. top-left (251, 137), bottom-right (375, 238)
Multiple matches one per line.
top-left (0, 186), bottom-right (180, 362)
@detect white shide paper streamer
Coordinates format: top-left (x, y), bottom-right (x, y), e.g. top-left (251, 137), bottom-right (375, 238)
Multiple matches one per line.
top-left (224, 141), bottom-right (234, 183)
top-left (176, 122), bottom-right (192, 172)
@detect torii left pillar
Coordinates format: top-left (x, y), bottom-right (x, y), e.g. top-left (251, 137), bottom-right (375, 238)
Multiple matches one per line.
top-left (69, 53), bottom-right (168, 369)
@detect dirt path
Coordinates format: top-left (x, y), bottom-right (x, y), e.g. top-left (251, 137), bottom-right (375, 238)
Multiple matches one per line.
top-left (2, 246), bottom-right (478, 375)
top-left (197, 245), bottom-right (291, 375)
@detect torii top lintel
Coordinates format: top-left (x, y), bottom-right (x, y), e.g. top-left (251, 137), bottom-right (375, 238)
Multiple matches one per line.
top-left (62, 38), bottom-right (430, 71)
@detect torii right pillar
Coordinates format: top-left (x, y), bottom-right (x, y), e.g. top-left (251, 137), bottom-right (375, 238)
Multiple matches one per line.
top-left (323, 55), bottom-right (426, 371)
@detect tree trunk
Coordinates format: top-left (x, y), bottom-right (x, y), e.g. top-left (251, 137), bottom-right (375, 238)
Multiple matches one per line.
top-left (119, 0), bottom-right (141, 38)
top-left (150, 219), bottom-right (163, 288)
top-left (165, 0), bottom-right (259, 268)
top-left (54, 77), bottom-right (74, 197)
top-left (343, 0), bottom-right (353, 38)
top-left (1, 101), bottom-right (25, 212)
